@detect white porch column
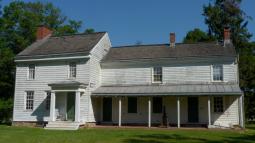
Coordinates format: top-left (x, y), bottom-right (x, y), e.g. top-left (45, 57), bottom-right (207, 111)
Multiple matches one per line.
top-left (148, 97), bottom-right (151, 128)
top-left (50, 91), bottom-right (56, 121)
top-left (118, 97), bottom-right (122, 127)
top-left (177, 96), bottom-right (180, 128)
top-left (239, 94), bottom-right (244, 128)
top-left (208, 96), bottom-right (211, 128)
top-left (75, 91), bottom-right (81, 122)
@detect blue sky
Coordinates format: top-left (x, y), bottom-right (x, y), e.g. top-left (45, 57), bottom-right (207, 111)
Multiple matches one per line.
top-left (2, 0), bottom-right (255, 46)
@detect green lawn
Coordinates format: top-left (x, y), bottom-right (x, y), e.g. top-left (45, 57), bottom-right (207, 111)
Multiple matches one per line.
top-left (0, 125), bottom-right (254, 143)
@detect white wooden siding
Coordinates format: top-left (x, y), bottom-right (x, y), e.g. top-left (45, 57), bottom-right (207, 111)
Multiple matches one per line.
top-left (13, 60), bottom-right (90, 122)
top-left (101, 63), bottom-right (238, 86)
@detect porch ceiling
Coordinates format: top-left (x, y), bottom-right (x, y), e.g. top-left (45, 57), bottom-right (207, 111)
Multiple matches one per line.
top-left (91, 84), bottom-right (242, 96)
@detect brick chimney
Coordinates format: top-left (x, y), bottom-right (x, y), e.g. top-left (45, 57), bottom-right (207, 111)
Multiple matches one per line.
top-left (36, 26), bottom-right (52, 40)
top-left (224, 27), bottom-right (231, 46)
top-left (170, 32), bottom-right (175, 48)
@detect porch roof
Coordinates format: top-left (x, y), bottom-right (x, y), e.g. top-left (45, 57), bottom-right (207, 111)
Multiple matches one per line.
top-left (91, 84), bottom-right (242, 96)
top-left (48, 81), bottom-right (88, 88)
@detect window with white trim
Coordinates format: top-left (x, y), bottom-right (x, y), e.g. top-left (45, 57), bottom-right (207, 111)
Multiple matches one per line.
top-left (214, 97), bottom-right (223, 113)
top-left (153, 67), bottom-right (162, 83)
top-left (26, 91), bottom-right (34, 110)
top-left (69, 62), bottom-right (76, 78)
top-left (212, 65), bottom-right (223, 81)
top-left (28, 64), bottom-right (35, 80)
top-left (45, 91), bottom-right (51, 110)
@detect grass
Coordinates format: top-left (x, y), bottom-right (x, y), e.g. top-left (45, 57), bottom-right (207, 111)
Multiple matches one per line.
top-left (0, 124), bottom-right (254, 143)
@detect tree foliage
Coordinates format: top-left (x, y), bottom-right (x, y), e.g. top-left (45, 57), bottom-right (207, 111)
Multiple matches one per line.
top-left (183, 28), bottom-right (216, 43)
top-left (203, 0), bottom-right (252, 51)
top-left (0, 1), bottom-right (87, 122)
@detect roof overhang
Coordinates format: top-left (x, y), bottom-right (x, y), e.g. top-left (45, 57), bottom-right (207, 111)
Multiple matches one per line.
top-left (48, 81), bottom-right (88, 90)
top-left (15, 53), bottom-right (90, 62)
top-left (92, 84), bottom-right (242, 97)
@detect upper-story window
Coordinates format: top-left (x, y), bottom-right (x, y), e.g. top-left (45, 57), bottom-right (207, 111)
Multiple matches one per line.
top-left (69, 62), bottom-right (76, 79)
top-left (153, 67), bottom-right (162, 83)
top-left (28, 64), bottom-right (35, 80)
top-left (212, 65), bottom-right (223, 81)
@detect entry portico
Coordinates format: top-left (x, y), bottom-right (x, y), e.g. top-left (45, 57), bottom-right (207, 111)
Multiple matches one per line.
top-left (48, 81), bottom-right (87, 123)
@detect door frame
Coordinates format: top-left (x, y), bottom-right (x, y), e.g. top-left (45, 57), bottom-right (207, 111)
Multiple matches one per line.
top-left (187, 97), bottom-right (199, 123)
top-left (102, 97), bottom-right (112, 122)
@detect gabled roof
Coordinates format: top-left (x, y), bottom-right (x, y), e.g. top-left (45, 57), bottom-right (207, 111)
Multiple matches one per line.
top-left (16, 32), bottom-right (106, 59)
top-left (102, 42), bottom-right (236, 62)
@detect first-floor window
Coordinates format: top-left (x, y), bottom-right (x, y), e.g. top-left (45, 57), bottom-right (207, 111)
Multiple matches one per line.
top-left (45, 91), bottom-right (51, 110)
top-left (214, 97), bottom-right (223, 113)
top-left (128, 97), bottom-right (137, 113)
top-left (153, 97), bottom-right (162, 113)
top-left (26, 91), bottom-right (34, 110)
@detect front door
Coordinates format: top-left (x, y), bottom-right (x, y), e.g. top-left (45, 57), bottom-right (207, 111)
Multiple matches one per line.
top-left (188, 97), bottom-right (199, 123)
top-left (103, 97), bottom-right (112, 122)
top-left (66, 92), bottom-right (75, 121)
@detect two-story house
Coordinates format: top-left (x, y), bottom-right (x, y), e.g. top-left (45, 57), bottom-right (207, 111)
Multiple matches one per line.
top-left (12, 26), bottom-right (244, 130)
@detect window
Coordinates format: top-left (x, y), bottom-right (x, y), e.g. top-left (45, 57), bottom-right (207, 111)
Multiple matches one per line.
top-left (153, 97), bottom-right (162, 113)
top-left (26, 91), bottom-right (34, 110)
top-left (69, 62), bottom-right (76, 78)
top-left (214, 97), bottom-right (223, 113)
top-left (128, 97), bottom-right (137, 113)
top-left (28, 64), bottom-right (35, 80)
top-left (153, 67), bottom-right (162, 83)
top-left (213, 65), bottom-right (223, 81)
top-left (45, 91), bottom-right (51, 110)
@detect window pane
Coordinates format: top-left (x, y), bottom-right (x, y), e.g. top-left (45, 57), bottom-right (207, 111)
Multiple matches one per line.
top-left (26, 91), bottom-right (34, 110)
top-left (213, 65), bottom-right (223, 81)
top-left (46, 92), bottom-right (51, 110)
top-left (69, 62), bottom-right (76, 78)
top-left (153, 97), bottom-right (162, 113)
top-left (214, 97), bottom-right (223, 112)
top-left (153, 67), bottom-right (162, 82)
top-left (128, 97), bottom-right (137, 113)
top-left (28, 65), bottom-right (35, 79)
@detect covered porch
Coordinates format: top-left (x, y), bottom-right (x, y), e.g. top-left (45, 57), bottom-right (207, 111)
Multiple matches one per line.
top-left (45, 81), bottom-right (87, 130)
top-left (91, 84), bottom-right (244, 128)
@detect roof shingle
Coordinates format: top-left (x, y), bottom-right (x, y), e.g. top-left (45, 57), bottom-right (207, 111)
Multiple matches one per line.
top-left (102, 42), bottom-right (236, 62)
top-left (17, 32), bottom-right (106, 58)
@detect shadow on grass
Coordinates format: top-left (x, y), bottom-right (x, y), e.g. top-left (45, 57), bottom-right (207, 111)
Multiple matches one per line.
top-left (123, 134), bottom-right (217, 143)
top-left (123, 130), bottom-right (255, 143)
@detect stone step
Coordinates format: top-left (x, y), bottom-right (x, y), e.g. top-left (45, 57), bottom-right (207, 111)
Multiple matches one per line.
top-left (44, 122), bottom-right (80, 130)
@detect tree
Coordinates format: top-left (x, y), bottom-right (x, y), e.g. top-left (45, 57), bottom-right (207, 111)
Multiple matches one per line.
top-left (0, 1), bottom-right (86, 123)
top-left (203, 0), bottom-right (252, 51)
top-left (183, 28), bottom-right (216, 43)
top-left (84, 28), bottom-right (95, 34)
top-left (203, 0), bottom-right (255, 120)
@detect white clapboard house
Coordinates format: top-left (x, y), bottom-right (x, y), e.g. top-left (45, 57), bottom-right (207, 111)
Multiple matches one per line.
top-left (12, 26), bottom-right (244, 130)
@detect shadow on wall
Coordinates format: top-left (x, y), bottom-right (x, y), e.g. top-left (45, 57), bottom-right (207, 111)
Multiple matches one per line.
top-left (212, 96), bottom-right (238, 127)
top-left (31, 98), bottom-right (50, 122)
